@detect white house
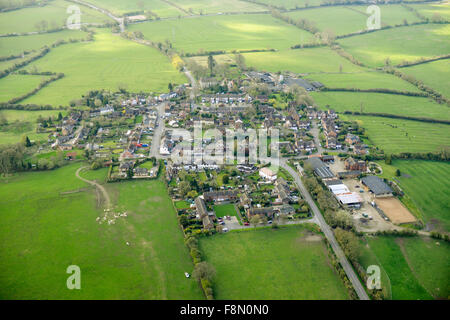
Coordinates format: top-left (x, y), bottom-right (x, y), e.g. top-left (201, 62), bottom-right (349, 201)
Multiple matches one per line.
top-left (259, 167), bottom-right (277, 181)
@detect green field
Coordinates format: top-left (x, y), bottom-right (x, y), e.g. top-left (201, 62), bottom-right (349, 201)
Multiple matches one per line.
top-left (0, 29), bottom-right (87, 57)
top-left (0, 109), bottom-right (65, 145)
top-left (311, 91), bottom-right (449, 120)
top-left (128, 14), bottom-right (313, 54)
top-left (0, 0), bottom-right (113, 35)
top-left (256, 0), bottom-right (324, 9)
top-left (88, 0), bottom-right (186, 17)
top-left (170, 0), bottom-right (266, 15)
top-left (0, 74), bottom-right (50, 102)
top-left (88, 0), bottom-right (266, 17)
top-left (288, 6), bottom-right (365, 36)
top-left (307, 71), bottom-right (422, 92)
top-left (401, 59), bottom-right (450, 98)
top-left (242, 47), bottom-right (365, 74)
top-left (338, 24), bottom-right (450, 67)
top-left (199, 225), bottom-right (350, 299)
top-left (20, 31), bottom-right (187, 106)
top-left (343, 114), bottom-right (450, 154)
top-left (378, 160), bottom-right (450, 232)
top-left (359, 235), bottom-right (449, 300)
top-left (0, 163), bottom-right (203, 299)
top-left (411, 2), bottom-right (450, 21)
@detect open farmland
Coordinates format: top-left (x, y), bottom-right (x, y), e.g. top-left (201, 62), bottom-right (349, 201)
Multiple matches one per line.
top-left (411, 2), bottom-right (450, 21)
top-left (128, 14), bottom-right (313, 54)
top-left (306, 71), bottom-right (421, 92)
top-left (287, 6), bottom-right (366, 36)
top-left (338, 24), bottom-right (450, 67)
top-left (359, 235), bottom-right (449, 300)
top-left (199, 225), bottom-right (350, 300)
top-left (19, 31), bottom-right (187, 106)
top-left (379, 160), bottom-right (450, 232)
top-left (169, 0), bottom-right (267, 15)
top-left (87, 0), bottom-right (186, 17)
top-left (0, 0), bottom-right (113, 35)
top-left (0, 29), bottom-right (87, 57)
top-left (400, 59), bottom-right (450, 98)
top-left (256, 0), bottom-right (324, 9)
top-left (0, 74), bottom-right (50, 102)
top-left (0, 164), bottom-right (203, 299)
top-left (343, 115), bottom-right (450, 154)
top-left (242, 47), bottom-right (365, 74)
top-left (311, 91), bottom-right (449, 120)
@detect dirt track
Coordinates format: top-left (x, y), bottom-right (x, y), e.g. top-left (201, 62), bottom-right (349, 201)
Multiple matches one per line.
top-left (75, 166), bottom-right (111, 209)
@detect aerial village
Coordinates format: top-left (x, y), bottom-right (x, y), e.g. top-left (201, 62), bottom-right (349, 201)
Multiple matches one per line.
top-left (32, 69), bottom-right (415, 235)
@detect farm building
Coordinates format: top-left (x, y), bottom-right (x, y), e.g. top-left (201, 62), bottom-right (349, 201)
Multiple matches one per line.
top-left (325, 180), bottom-right (362, 208)
top-left (361, 176), bottom-right (393, 197)
top-left (306, 158), bottom-right (334, 179)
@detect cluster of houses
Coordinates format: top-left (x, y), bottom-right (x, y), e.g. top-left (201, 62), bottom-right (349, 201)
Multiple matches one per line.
top-left (319, 109), bottom-right (341, 150)
top-left (117, 160), bottom-right (159, 179)
top-left (49, 112), bottom-right (88, 151)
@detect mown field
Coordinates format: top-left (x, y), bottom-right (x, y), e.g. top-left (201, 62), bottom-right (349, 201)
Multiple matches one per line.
top-left (311, 91), bottom-right (449, 120)
top-left (0, 164), bottom-right (203, 299)
top-left (359, 235), bottom-right (449, 300)
top-left (411, 2), bottom-right (450, 21)
top-left (199, 225), bottom-right (350, 300)
top-left (0, 29), bottom-right (87, 57)
top-left (88, 0), bottom-right (186, 17)
top-left (378, 160), bottom-right (450, 232)
top-left (256, 0), bottom-right (324, 9)
top-left (338, 24), bottom-right (450, 67)
top-left (0, 74), bottom-right (50, 102)
top-left (242, 47), bottom-right (365, 74)
top-left (306, 71), bottom-right (421, 92)
top-left (286, 4), bottom-right (421, 36)
top-left (128, 14), bottom-right (313, 54)
top-left (0, 0), bottom-right (112, 35)
top-left (343, 114), bottom-right (450, 154)
top-left (19, 31), bottom-right (187, 106)
top-left (401, 59), bottom-right (450, 98)
top-left (169, 0), bottom-right (266, 15)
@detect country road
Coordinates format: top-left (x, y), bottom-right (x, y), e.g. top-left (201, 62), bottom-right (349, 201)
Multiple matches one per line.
top-left (150, 103), bottom-right (166, 158)
top-left (280, 159), bottom-right (370, 300)
top-left (75, 166), bottom-right (111, 209)
top-left (70, 0), bottom-right (125, 32)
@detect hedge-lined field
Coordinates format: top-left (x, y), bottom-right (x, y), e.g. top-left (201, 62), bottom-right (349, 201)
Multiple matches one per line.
top-left (379, 160), bottom-right (450, 232)
top-left (359, 235), bottom-right (449, 300)
top-left (338, 24), bottom-right (450, 67)
top-left (128, 14), bottom-right (313, 54)
top-left (0, 29), bottom-right (86, 57)
top-left (311, 91), bottom-right (449, 120)
top-left (20, 31), bottom-right (187, 106)
top-left (0, 0), bottom-right (113, 35)
top-left (401, 59), bottom-right (450, 98)
top-left (343, 114), bottom-right (450, 154)
top-left (306, 71), bottom-right (421, 92)
top-left (242, 47), bottom-right (365, 74)
top-left (199, 225), bottom-right (350, 300)
top-left (0, 164), bottom-right (203, 299)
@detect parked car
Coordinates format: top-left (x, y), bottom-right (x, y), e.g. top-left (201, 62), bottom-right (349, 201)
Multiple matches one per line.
top-left (184, 272), bottom-right (190, 278)
top-left (223, 228), bottom-right (229, 232)
top-left (244, 222), bottom-right (250, 226)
